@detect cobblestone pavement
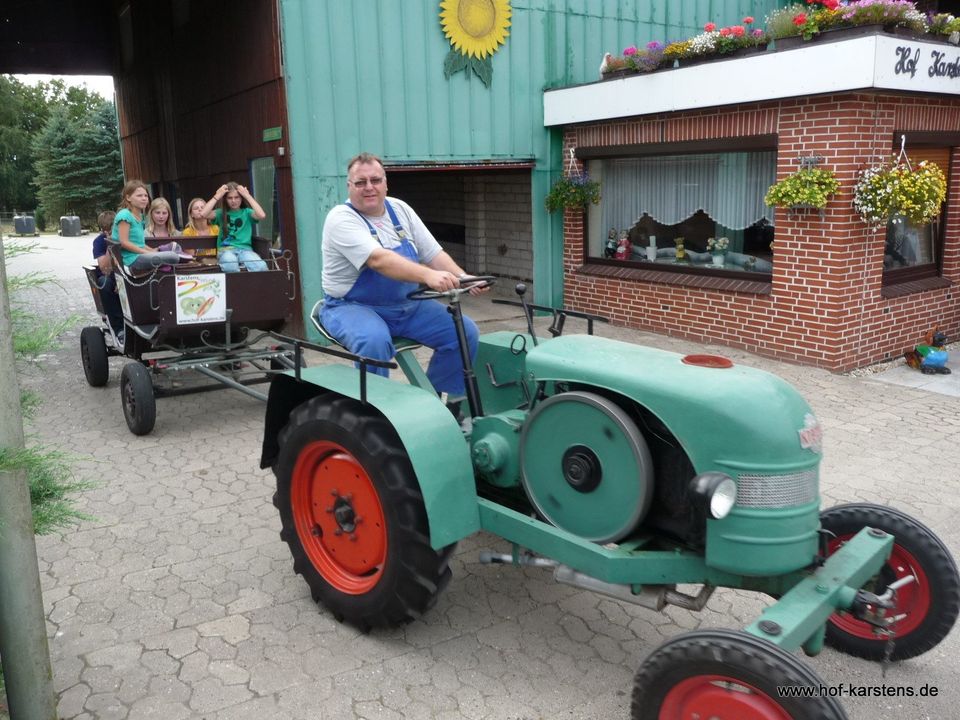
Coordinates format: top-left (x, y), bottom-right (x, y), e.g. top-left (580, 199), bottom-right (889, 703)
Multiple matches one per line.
top-left (5, 242), bottom-right (960, 719)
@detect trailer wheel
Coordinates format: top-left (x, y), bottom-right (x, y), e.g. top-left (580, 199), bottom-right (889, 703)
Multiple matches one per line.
top-left (81, 326), bottom-right (109, 387)
top-left (820, 503), bottom-right (959, 661)
top-left (631, 629), bottom-right (847, 720)
top-left (120, 362), bottom-right (156, 435)
top-left (273, 395), bottom-right (453, 630)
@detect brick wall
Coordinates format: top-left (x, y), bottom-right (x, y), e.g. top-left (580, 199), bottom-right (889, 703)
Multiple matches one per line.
top-left (562, 94), bottom-right (960, 371)
top-left (466, 173), bottom-right (533, 281)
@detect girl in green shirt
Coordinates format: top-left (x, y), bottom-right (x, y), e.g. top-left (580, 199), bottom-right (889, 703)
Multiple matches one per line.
top-left (199, 182), bottom-right (268, 272)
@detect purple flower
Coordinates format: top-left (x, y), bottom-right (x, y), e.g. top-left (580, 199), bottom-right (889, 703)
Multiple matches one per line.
top-left (752, 28), bottom-right (765, 37)
top-left (646, 40), bottom-right (664, 50)
top-left (623, 45), bottom-right (638, 56)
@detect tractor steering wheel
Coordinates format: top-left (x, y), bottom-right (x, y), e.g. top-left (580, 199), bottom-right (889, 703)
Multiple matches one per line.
top-left (407, 275), bottom-right (496, 301)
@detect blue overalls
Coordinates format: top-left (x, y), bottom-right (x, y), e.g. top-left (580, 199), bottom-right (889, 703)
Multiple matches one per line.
top-left (319, 200), bottom-right (479, 395)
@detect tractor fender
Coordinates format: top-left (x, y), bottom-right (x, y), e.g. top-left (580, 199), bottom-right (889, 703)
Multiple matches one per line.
top-left (261, 366), bottom-right (479, 549)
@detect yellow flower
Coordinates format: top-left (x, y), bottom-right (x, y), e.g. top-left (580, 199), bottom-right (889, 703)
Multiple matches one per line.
top-left (440, 0), bottom-right (512, 59)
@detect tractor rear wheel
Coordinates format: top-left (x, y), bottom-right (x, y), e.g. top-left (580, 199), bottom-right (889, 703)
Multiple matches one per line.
top-left (273, 395), bottom-right (454, 630)
top-left (632, 629), bottom-right (847, 720)
top-left (820, 503), bottom-right (959, 661)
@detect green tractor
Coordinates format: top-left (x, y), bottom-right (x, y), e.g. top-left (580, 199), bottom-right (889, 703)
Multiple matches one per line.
top-left (260, 279), bottom-right (959, 720)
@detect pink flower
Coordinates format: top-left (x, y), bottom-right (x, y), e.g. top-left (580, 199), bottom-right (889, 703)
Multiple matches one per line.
top-left (731, 25), bottom-right (745, 37)
top-left (743, 16), bottom-right (754, 24)
top-left (719, 27), bottom-right (731, 36)
top-left (822, 0), bottom-right (839, 8)
top-left (623, 45), bottom-right (638, 56)
top-left (704, 22), bottom-right (716, 32)
top-left (793, 13), bottom-right (808, 26)
top-left (752, 28), bottom-right (765, 38)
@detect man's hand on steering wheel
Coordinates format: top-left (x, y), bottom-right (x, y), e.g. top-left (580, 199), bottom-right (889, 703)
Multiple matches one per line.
top-left (407, 275), bottom-right (497, 301)
top-left (425, 269), bottom-right (459, 292)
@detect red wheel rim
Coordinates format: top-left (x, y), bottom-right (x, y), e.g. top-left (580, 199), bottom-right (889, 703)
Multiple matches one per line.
top-left (290, 440), bottom-right (387, 594)
top-left (660, 675), bottom-right (791, 719)
top-left (828, 534), bottom-right (931, 638)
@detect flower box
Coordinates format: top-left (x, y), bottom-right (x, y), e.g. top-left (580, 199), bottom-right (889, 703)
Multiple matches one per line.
top-left (775, 23), bottom-right (887, 50)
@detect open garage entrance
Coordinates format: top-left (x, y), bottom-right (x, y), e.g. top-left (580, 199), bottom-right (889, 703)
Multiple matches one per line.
top-left (387, 164), bottom-right (535, 284)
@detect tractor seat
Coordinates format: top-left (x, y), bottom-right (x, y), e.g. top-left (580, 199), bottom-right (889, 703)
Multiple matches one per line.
top-left (309, 299), bottom-right (422, 352)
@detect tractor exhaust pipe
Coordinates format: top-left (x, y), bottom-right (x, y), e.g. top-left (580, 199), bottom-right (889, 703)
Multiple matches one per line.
top-left (479, 551), bottom-right (558, 568)
top-left (553, 566), bottom-right (715, 612)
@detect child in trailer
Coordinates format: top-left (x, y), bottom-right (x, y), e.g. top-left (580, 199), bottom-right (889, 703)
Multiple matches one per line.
top-left (145, 197), bottom-right (180, 238)
top-left (181, 197), bottom-right (219, 237)
top-left (110, 180), bottom-right (186, 273)
top-left (199, 182), bottom-right (268, 272)
top-left (91, 210), bottom-right (124, 339)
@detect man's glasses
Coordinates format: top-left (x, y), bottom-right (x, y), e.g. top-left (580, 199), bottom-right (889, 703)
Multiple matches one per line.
top-left (349, 177), bottom-right (384, 188)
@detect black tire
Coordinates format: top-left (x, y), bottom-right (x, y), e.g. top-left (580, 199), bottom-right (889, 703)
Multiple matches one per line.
top-left (120, 362), bottom-right (156, 435)
top-left (820, 503), bottom-right (959, 661)
top-left (81, 326), bottom-right (109, 387)
top-left (632, 629), bottom-right (847, 720)
top-left (272, 395), bottom-right (453, 630)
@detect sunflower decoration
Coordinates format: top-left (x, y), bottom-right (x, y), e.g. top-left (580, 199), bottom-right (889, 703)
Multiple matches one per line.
top-left (440, 0), bottom-right (512, 87)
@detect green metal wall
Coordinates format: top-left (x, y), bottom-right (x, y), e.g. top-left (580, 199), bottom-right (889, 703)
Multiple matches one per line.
top-left (280, 0), bottom-right (787, 329)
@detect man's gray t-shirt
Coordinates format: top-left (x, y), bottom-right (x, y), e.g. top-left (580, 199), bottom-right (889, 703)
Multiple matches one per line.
top-left (321, 197), bottom-right (443, 298)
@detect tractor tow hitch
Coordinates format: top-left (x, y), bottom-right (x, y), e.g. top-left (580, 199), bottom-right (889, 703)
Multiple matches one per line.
top-left (849, 574), bottom-right (915, 676)
top-left (848, 573), bottom-right (915, 627)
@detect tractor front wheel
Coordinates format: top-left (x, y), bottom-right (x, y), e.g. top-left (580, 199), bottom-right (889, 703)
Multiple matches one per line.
top-left (820, 503), bottom-right (959, 661)
top-left (273, 395), bottom-right (454, 630)
top-left (632, 629), bottom-right (847, 720)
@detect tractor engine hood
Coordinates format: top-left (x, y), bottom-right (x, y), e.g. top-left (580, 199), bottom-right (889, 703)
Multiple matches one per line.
top-left (524, 335), bottom-right (821, 474)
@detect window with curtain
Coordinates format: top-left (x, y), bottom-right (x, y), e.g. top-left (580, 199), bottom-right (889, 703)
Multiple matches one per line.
top-left (883, 146), bottom-right (950, 285)
top-left (586, 151), bottom-right (777, 276)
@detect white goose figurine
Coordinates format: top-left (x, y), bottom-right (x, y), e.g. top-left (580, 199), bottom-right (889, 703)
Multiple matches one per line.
top-left (599, 52), bottom-right (614, 78)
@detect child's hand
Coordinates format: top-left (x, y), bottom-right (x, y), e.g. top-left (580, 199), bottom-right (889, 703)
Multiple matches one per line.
top-left (236, 185), bottom-right (250, 198)
top-left (215, 184), bottom-right (229, 199)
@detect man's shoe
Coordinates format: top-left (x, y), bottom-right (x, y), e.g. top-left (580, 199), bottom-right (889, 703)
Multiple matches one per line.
top-left (445, 399), bottom-right (464, 423)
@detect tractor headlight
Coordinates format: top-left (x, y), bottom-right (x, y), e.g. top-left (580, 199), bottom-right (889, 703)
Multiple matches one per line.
top-left (689, 472), bottom-right (737, 520)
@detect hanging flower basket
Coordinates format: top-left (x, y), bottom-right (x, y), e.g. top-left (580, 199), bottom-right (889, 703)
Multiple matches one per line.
top-left (853, 158), bottom-right (947, 228)
top-left (545, 172), bottom-right (601, 213)
top-left (764, 168), bottom-right (840, 209)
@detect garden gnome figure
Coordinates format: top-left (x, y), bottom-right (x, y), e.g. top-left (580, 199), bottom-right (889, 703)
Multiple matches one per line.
top-left (905, 329), bottom-right (951, 375)
top-left (615, 230), bottom-right (632, 260)
top-left (605, 228), bottom-right (618, 258)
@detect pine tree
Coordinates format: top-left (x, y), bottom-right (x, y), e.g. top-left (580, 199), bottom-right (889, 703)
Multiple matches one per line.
top-left (31, 100), bottom-right (123, 227)
top-left (0, 76), bottom-right (48, 213)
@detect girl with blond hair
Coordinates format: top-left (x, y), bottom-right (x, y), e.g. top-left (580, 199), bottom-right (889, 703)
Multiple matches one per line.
top-left (181, 197), bottom-right (219, 237)
top-left (145, 197), bottom-right (180, 238)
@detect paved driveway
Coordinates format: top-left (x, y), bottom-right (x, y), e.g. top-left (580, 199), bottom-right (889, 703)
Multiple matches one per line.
top-left (4, 237), bottom-right (959, 719)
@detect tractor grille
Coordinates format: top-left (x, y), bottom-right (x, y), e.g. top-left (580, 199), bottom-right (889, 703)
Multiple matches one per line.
top-left (735, 469), bottom-right (818, 508)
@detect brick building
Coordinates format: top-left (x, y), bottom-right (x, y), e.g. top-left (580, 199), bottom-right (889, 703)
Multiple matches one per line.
top-left (545, 32), bottom-right (960, 370)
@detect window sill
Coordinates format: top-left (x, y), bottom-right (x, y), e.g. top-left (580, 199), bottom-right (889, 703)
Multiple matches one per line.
top-left (880, 276), bottom-right (953, 299)
top-left (576, 262), bottom-right (772, 295)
